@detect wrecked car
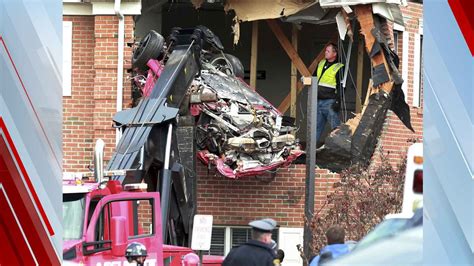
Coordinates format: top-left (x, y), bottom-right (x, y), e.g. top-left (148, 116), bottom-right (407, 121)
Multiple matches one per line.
top-left (130, 26), bottom-right (303, 179)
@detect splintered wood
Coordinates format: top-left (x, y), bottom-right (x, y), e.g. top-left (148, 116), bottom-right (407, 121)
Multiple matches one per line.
top-left (354, 5), bottom-right (394, 95)
top-left (346, 79), bottom-right (373, 134)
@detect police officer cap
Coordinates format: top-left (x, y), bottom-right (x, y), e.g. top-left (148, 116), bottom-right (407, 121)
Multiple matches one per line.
top-left (249, 218), bottom-right (277, 232)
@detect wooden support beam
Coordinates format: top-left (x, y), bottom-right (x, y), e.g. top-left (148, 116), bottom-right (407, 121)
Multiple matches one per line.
top-left (266, 19), bottom-right (311, 77)
top-left (356, 34), bottom-right (364, 113)
top-left (290, 24), bottom-right (298, 118)
top-left (250, 21), bottom-right (259, 89)
top-left (266, 19), bottom-right (340, 114)
top-left (361, 79), bottom-right (373, 114)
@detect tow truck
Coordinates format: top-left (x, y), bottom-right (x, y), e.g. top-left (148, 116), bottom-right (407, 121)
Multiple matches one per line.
top-left (63, 141), bottom-right (222, 266)
top-left (62, 26), bottom-right (226, 266)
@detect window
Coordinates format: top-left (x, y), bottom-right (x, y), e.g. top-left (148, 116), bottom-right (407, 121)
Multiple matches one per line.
top-left (84, 198), bottom-right (155, 255)
top-left (208, 226), bottom-right (279, 256)
top-left (94, 201), bottom-right (111, 244)
top-left (63, 193), bottom-right (86, 240)
top-left (209, 227), bottom-right (225, 255)
top-left (134, 199), bottom-right (154, 237)
top-left (393, 30), bottom-right (400, 53)
top-left (63, 21), bottom-right (72, 96)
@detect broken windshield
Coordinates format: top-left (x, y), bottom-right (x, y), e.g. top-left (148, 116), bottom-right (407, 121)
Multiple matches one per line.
top-left (63, 193), bottom-right (85, 240)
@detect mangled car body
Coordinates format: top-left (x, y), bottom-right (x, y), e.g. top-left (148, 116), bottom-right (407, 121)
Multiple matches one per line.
top-left (191, 72), bottom-right (303, 178)
top-left (130, 27), bottom-right (303, 179)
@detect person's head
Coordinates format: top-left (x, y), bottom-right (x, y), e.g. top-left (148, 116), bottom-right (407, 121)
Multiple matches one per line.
top-left (325, 226), bottom-right (345, 245)
top-left (251, 229), bottom-right (273, 244)
top-left (249, 218), bottom-right (277, 244)
top-left (324, 43), bottom-right (338, 62)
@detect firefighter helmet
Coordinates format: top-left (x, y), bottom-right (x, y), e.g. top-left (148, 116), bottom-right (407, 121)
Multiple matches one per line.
top-left (125, 242), bottom-right (148, 264)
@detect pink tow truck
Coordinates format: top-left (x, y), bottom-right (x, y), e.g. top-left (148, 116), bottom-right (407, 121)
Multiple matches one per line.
top-left (63, 176), bottom-right (222, 266)
top-left (62, 26), bottom-right (243, 266)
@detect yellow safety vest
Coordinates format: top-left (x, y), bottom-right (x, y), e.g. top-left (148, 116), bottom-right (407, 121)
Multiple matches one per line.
top-left (316, 59), bottom-right (344, 89)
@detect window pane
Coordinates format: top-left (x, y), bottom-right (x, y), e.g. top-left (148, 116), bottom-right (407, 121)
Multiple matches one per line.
top-left (209, 227), bottom-right (225, 255)
top-left (231, 228), bottom-right (251, 249)
top-left (135, 199), bottom-right (154, 236)
top-left (393, 31), bottom-right (399, 53)
top-left (62, 193), bottom-right (85, 240)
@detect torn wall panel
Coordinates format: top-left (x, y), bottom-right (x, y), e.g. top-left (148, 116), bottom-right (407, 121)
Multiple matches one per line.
top-left (224, 0), bottom-right (314, 21)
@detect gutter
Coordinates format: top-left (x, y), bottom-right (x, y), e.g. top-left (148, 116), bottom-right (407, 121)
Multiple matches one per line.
top-left (114, 0), bottom-right (124, 145)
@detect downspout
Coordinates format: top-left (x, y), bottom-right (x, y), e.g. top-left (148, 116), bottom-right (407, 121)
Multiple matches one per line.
top-left (114, 0), bottom-right (124, 145)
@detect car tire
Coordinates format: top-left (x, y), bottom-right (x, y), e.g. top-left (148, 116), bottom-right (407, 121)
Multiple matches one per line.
top-left (132, 30), bottom-right (164, 72)
top-left (209, 53), bottom-right (245, 79)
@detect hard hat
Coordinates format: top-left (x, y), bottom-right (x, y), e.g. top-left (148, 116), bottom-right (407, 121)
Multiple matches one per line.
top-left (125, 242), bottom-right (148, 263)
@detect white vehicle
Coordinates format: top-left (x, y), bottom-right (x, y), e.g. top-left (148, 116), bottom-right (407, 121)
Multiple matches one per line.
top-left (401, 143), bottom-right (423, 215)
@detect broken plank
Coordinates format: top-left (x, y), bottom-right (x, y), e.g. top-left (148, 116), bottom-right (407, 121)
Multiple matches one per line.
top-left (355, 5), bottom-right (393, 94)
top-left (361, 79), bottom-right (374, 114)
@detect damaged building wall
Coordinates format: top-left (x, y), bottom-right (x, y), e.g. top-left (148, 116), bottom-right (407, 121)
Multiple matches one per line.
top-left (148, 3), bottom-right (363, 143)
top-left (371, 2), bottom-right (423, 166)
top-left (62, 2), bottom-right (423, 181)
top-left (62, 1), bottom-right (423, 179)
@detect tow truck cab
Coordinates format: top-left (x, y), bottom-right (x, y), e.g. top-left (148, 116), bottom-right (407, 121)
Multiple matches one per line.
top-left (63, 180), bottom-right (222, 266)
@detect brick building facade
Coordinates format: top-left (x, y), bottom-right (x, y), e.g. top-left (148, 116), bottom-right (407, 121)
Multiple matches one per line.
top-left (63, 1), bottom-right (422, 264)
top-left (63, 14), bottom-right (135, 171)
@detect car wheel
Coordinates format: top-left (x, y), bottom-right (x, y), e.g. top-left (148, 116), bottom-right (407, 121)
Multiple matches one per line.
top-left (209, 53), bottom-right (245, 79)
top-left (132, 30), bottom-right (164, 72)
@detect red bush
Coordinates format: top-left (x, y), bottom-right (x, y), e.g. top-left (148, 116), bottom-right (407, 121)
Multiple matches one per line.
top-left (310, 148), bottom-right (406, 255)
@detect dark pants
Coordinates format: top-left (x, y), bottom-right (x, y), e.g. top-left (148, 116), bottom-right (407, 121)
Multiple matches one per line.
top-left (316, 99), bottom-right (341, 142)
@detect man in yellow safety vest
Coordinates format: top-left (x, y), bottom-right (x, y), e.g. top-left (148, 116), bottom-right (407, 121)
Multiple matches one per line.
top-left (316, 43), bottom-right (344, 143)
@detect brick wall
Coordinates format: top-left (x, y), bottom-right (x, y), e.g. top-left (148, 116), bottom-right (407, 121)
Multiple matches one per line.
top-left (63, 15), bottom-right (134, 172)
top-left (197, 164), bottom-right (339, 227)
top-left (63, 16), bottom-right (95, 171)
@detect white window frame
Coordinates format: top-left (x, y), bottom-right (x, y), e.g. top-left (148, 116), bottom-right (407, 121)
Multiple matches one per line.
top-left (401, 31), bottom-right (409, 98)
top-left (418, 18), bottom-right (423, 35)
top-left (393, 23), bottom-right (405, 32)
top-left (63, 21), bottom-right (72, 96)
top-left (412, 33), bottom-right (422, 107)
